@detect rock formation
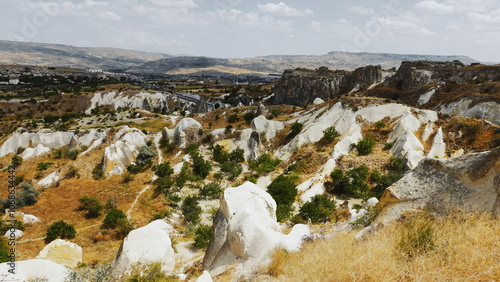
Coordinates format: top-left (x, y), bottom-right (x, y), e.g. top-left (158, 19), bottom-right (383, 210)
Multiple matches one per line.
top-left (36, 239), bottom-right (83, 268)
top-left (202, 182), bottom-right (310, 275)
top-left (0, 259), bottom-right (69, 281)
top-left (376, 147), bottom-right (500, 224)
top-left (163, 117), bottom-right (203, 148)
top-left (112, 220), bottom-right (175, 278)
top-left (273, 66), bottom-right (382, 106)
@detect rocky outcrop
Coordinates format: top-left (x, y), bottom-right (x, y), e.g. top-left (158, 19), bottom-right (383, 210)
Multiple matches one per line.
top-left (438, 99), bottom-right (500, 125)
top-left (202, 182), bottom-right (310, 275)
top-left (36, 239), bottom-right (82, 268)
top-left (112, 220), bottom-right (175, 278)
top-left (102, 126), bottom-right (149, 176)
top-left (86, 91), bottom-right (171, 114)
top-left (376, 147), bottom-right (500, 224)
top-left (273, 66), bottom-right (381, 106)
top-left (37, 171), bottom-right (61, 188)
top-left (163, 117), bottom-right (202, 148)
top-left (0, 259), bottom-right (69, 282)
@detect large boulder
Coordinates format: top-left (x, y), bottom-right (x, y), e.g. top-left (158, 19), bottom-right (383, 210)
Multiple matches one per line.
top-left (0, 259), bottom-right (69, 282)
top-left (376, 147), bottom-right (500, 224)
top-left (202, 182), bottom-right (310, 275)
top-left (102, 126), bottom-right (149, 176)
top-left (163, 117), bottom-right (202, 148)
top-left (251, 115), bottom-right (284, 141)
top-left (36, 239), bottom-right (83, 268)
top-left (112, 220), bottom-right (175, 278)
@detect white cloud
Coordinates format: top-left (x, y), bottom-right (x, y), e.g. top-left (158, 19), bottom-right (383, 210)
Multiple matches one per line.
top-left (258, 2), bottom-right (313, 17)
top-left (350, 6), bottom-right (374, 16)
top-left (466, 9), bottom-right (500, 24)
top-left (99, 11), bottom-right (121, 21)
top-left (414, 1), bottom-right (454, 15)
top-left (148, 0), bottom-right (197, 8)
top-left (375, 17), bottom-right (434, 36)
top-left (310, 20), bottom-right (322, 32)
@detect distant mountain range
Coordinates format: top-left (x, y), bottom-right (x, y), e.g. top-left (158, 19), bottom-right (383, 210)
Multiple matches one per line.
top-left (0, 40), bottom-right (480, 75)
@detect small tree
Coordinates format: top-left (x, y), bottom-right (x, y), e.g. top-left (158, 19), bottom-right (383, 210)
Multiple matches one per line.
top-left (193, 224), bottom-right (213, 249)
top-left (45, 220), bottom-right (76, 243)
top-left (102, 209), bottom-right (128, 229)
top-left (11, 155), bottom-right (22, 167)
top-left (37, 162), bottom-right (54, 171)
top-left (298, 195), bottom-right (336, 223)
top-left (152, 162), bottom-right (174, 178)
top-left (229, 147), bottom-right (245, 163)
top-left (211, 144), bottom-right (229, 164)
top-left (182, 196), bottom-right (201, 223)
top-left (267, 175), bottom-right (298, 222)
top-left (355, 137), bottom-right (376, 156)
top-left (289, 121), bottom-right (303, 137)
top-left (199, 182), bottom-right (223, 199)
top-left (92, 163), bottom-right (105, 180)
top-left (322, 126), bottom-right (341, 143)
top-left (78, 196), bottom-right (103, 219)
top-left (190, 151), bottom-right (212, 179)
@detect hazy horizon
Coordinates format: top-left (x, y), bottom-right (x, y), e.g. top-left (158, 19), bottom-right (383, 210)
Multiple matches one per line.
top-left (1, 0), bottom-right (499, 62)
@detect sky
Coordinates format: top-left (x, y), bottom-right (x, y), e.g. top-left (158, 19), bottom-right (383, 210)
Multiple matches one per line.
top-left (1, 0), bottom-right (499, 62)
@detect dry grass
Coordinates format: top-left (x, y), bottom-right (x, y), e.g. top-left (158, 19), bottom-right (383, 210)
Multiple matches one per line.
top-left (257, 211), bottom-right (500, 281)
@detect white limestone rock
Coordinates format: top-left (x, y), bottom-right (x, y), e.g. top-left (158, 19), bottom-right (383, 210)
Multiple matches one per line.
top-left (427, 127), bottom-right (446, 159)
top-left (102, 126), bottom-right (149, 176)
top-left (439, 99), bottom-right (500, 125)
top-left (376, 147), bottom-right (500, 224)
top-left (251, 115), bottom-right (284, 141)
top-left (0, 131), bottom-right (35, 157)
top-left (36, 239), bottom-right (82, 268)
top-left (195, 271), bottom-right (213, 282)
top-left (312, 98), bottom-right (325, 105)
top-left (112, 220), bottom-right (175, 278)
top-left (37, 171), bottom-right (60, 188)
top-left (4, 229), bottom-right (23, 238)
top-left (21, 143), bottom-right (50, 159)
top-left (0, 259), bottom-right (69, 282)
top-left (86, 91), bottom-right (170, 114)
top-left (202, 182), bottom-right (310, 275)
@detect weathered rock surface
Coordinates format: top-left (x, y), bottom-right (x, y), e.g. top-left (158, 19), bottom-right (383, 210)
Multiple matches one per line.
top-left (376, 147), bottom-right (500, 224)
top-left (439, 99), bottom-right (500, 125)
top-left (202, 182), bottom-right (310, 275)
top-left (112, 220), bottom-right (175, 278)
top-left (0, 259), bottom-right (69, 282)
top-left (36, 239), bottom-right (82, 268)
top-left (273, 66), bottom-right (382, 106)
top-left (102, 126), bottom-right (149, 176)
top-left (163, 117), bottom-right (202, 148)
top-left (37, 171), bottom-right (60, 188)
top-left (86, 91), bottom-right (170, 114)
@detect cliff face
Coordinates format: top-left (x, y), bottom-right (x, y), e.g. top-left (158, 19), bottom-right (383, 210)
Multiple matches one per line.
top-left (272, 66), bottom-right (382, 106)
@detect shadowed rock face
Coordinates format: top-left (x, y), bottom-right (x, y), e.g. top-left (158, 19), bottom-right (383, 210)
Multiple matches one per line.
top-left (273, 66), bottom-right (382, 107)
top-left (376, 147), bottom-right (500, 224)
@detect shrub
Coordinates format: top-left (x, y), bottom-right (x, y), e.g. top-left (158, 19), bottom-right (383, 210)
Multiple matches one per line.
top-left (388, 156), bottom-right (405, 172)
top-left (102, 209), bottom-right (128, 229)
top-left (221, 161), bottom-right (242, 180)
top-left (151, 210), bottom-right (171, 220)
top-left (289, 121), bottom-right (303, 137)
top-left (350, 205), bottom-right (379, 229)
top-left (182, 196), bottom-right (201, 223)
top-left (212, 144), bottom-right (229, 164)
top-left (0, 237), bottom-right (10, 263)
top-left (78, 196), bottom-right (103, 219)
top-left (136, 146), bottom-right (156, 167)
top-left (127, 164), bottom-right (143, 174)
top-left (374, 121), bottom-right (386, 129)
top-left (175, 163), bottom-right (190, 188)
top-left (298, 195), bottom-right (336, 223)
top-left (199, 182), bottom-right (223, 199)
top-left (11, 155), bottom-right (22, 167)
top-left (2, 182), bottom-right (41, 208)
top-left (154, 177), bottom-right (174, 196)
top-left (229, 147), bottom-right (245, 163)
top-left (227, 114), bottom-right (240, 123)
top-left (53, 148), bottom-right (63, 159)
top-left (267, 175), bottom-right (298, 222)
top-left (122, 173), bottom-right (133, 183)
top-left (14, 175), bottom-right (24, 186)
top-left (248, 154), bottom-right (281, 175)
top-left (152, 162), bottom-right (174, 178)
top-left (92, 163), bottom-right (105, 180)
top-left (65, 165), bottom-right (79, 179)
top-left (330, 166), bottom-right (371, 199)
top-left (371, 171), bottom-right (401, 198)
top-left (355, 137), bottom-right (376, 156)
top-left (243, 111), bottom-right (256, 124)
top-left (202, 134), bottom-right (214, 144)
top-left (64, 150), bottom-right (80, 160)
top-left (224, 124), bottom-right (233, 134)
top-left (37, 162), bottom-right (54, 171)
top-left (45, 220), bottom-right (76, 243)
top-left (322, 126), bottom-right (341, 143)
top-left (383, 142), bottom-right (394, 150)
top-left (193, 224), bottom-right (213, 249)
top-left (16, 147), bottom-right (25, 154)
top-left (159, 138), bottom-right (170, 149)
top-left (190, 151), bottom-right (212, 179)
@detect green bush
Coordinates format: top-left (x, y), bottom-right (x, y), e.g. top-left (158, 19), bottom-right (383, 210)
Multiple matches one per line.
top-left (374, 121), bottom-right (386, 129)
top-left (154, 177), bottom-right (174, 196)
top-left (199, 182), bottom-right (223, 199)
top-left (298, 195), bottom-right (336, 223)
top-left (152, 162), bottom-right (174, 178)
top-left (227, 114), bottom-right (240, 123)
top-left (64, 150), bottom-right (80, 160)
top-left (355, 137), bottom-right (376, 156)
top-left (211, 144), bottom-right (229, 164)
top-left (383, 142), bottom-right (394, 150)
top-left (388, 156), bottom-right (405, 172)
top-left (248, 154), bottom-right (281, 175)
top-left (92, 163), bottom-right (105, 180)
top-left (175, 163), bottom-right (190, 188)
top-left (78, 196), bottom-right (103, 219)
top-left (229, 147), bottom-right (245, 163)
top-left (53, 148), bottom-right (63, 159)
top-left (102, 209), bottom-right (128, 229)
top-left (371, 171), bottom-right (401, 198)
top-left (221, 161), bottom-right (242, 180)
top-left (65, 165), bottom-right (79, 179)
top-left (182, 196), bottom-right (201, 224)
top-left (127, 164), bottom-right (143, 174)
top-left (135, 146), bottom-right (156, 167)
top-left (267, 175), bottom-right (298, 222)
top-left (193, 224), bottom-right (213, 250)
top-left (190, 151), bottom-right (212, 179)
top-left (11, 155), bottom-right (23, 167)
top-left (243, 111), bottom-right (256, 124)
top-left (0, 237), bottom-right (10, 263)
top-left (122, 173), bottom-right (134, 183)
top-left (289, 121), bottom-right (303, 137)
top-left (330, 166), bottom-right (371, 199)
top-left (322, 126), bottom-right (341, 143)
top-left (45, 220), bottom-right (76, 243)
top-left (37, 162), bottom-right (54, 171)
